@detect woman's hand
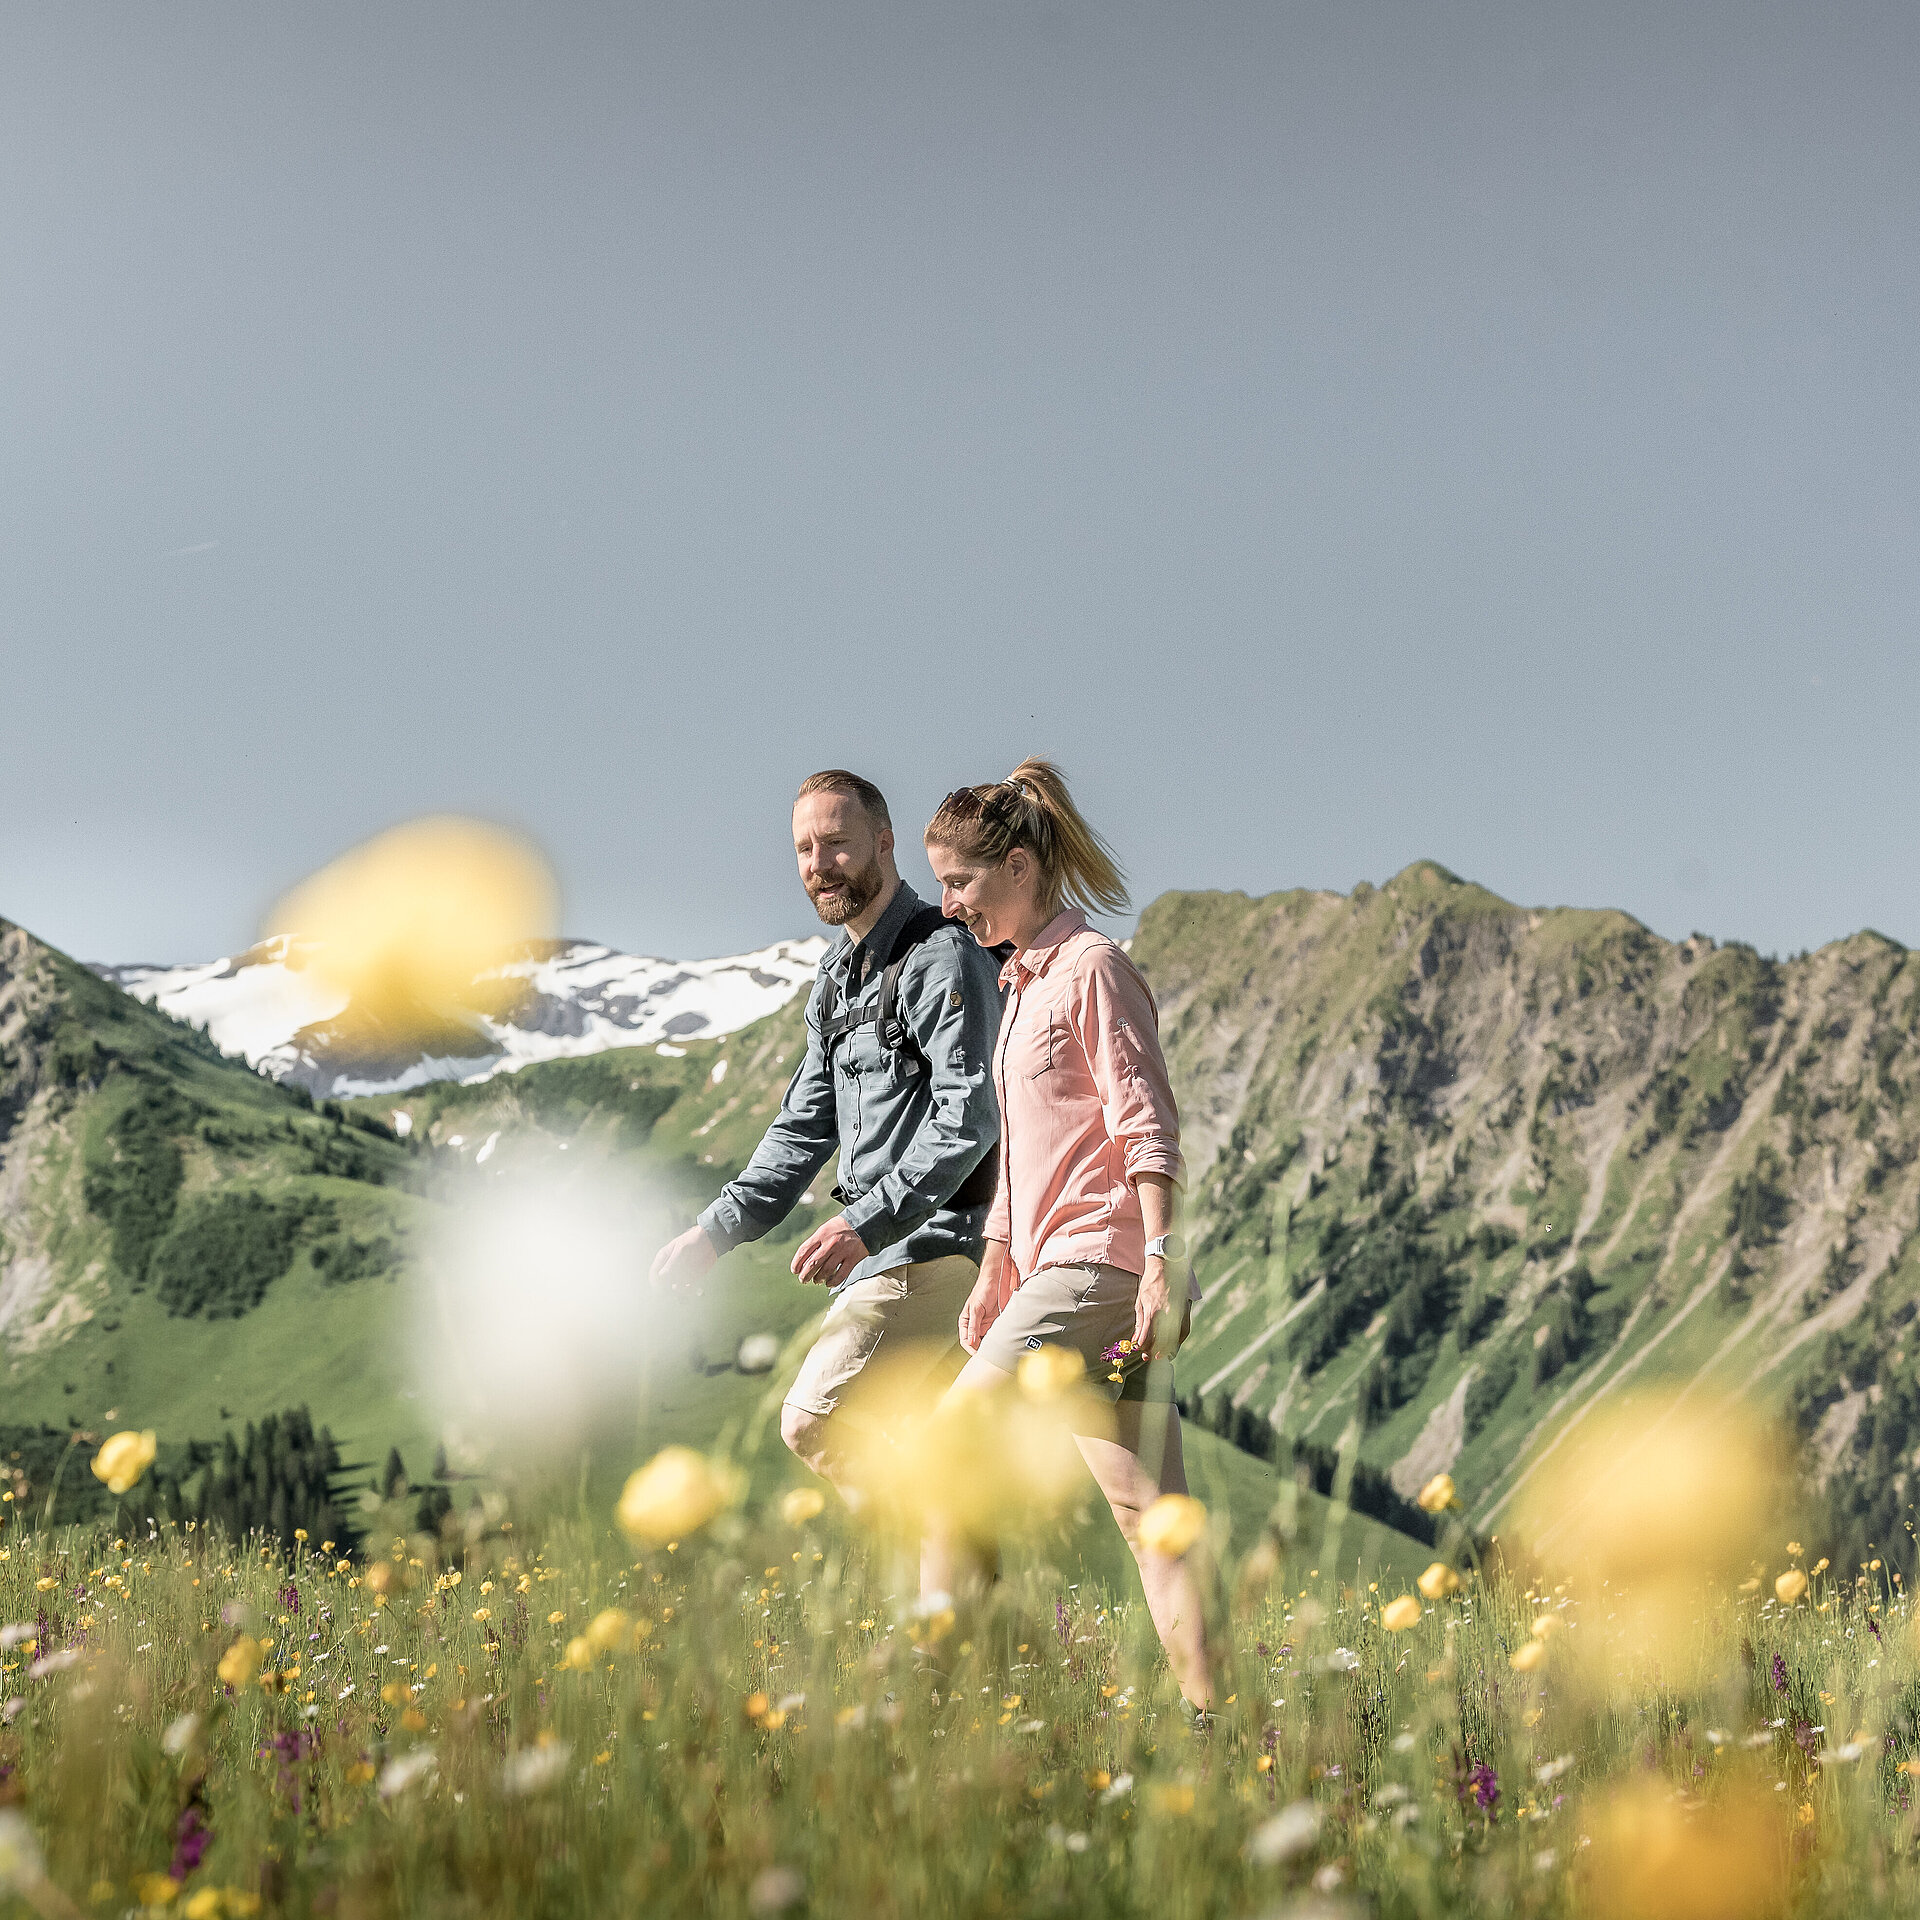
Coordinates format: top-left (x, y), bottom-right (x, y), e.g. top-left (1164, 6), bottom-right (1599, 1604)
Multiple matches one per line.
top-left (960, 1241), bottom-right (1016, 1352)
top-left (1132, 1256), bottom-right (1182, 1359)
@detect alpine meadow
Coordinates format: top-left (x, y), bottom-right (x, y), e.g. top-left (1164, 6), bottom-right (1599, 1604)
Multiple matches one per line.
top-left (7, 858), bottom-right (1920, 1920)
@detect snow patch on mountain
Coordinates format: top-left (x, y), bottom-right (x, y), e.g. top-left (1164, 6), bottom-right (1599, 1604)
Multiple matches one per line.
top-left (94, 934), bottom-right (826, 1099)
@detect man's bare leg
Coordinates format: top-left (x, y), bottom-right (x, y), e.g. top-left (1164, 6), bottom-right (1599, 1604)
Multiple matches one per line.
top-left (918, 1350), bottom-right (1010, 1602)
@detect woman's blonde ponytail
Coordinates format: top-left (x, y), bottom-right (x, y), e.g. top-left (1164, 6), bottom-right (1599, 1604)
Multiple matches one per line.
top-left (926, 759), bottom-right (1129, 919)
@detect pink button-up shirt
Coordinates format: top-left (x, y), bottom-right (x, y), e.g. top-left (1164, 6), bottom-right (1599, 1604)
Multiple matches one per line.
top-left (985, 908), bottom-right (1186, 1281)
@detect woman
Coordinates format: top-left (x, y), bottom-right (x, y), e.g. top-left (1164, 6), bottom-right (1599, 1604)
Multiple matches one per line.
top-left (921, 760), bottom-right (1217, 1716)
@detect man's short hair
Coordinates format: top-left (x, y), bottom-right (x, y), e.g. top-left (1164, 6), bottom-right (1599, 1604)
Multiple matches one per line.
top-left (795, 769), bottom-right (891, 830)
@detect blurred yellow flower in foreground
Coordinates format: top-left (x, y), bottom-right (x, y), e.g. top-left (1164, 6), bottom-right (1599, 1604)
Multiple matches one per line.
top-left (181, 1889), bottom-right (257, 1920)
top-left (216, 1636), bottom-right (263, 1689)
top-left (91, 1430), bottom-right (157, 1496)
top-left (1585, 1780), bottom-right (1783, 1920)
top-left (585, 1609), bottom-right (631, 1654)
top-left (562, 1637), bottom-right (594, 1672)
top-left (1416, 1474), bottom-right (1458, 1514)
top-left (266, 816), bottom-right (557, 1045)
top-left (1775, 1569), bottom-right (1808, 1605)
top-left (1417, 1562), bottom-right (1461, 1600)
top-left (1510, 1638), bottom-right (1547, 1672)
top-left (836, 1346), bottom-right (1111, 1537)
top-left (1512, 1393), bottom-right (1782, 1681)
top-left (1137, 1494), bottom-right (1209, 1558)
top-left (617, 1447), bottom-right (736, 1545)
top-left (132, 1873), bottom-right (181, 1908)
top-left (1016, 1345), bottom-right (1085, 1401)
top-left (780, 1487), bottom-right (826, 1526)
top-left (1380, 1596), bottom-right (1422, 1631)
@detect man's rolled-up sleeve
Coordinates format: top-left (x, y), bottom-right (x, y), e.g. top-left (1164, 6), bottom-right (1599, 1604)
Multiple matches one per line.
top-left (697, 990), bottom-right (839, 1255)
top-left (838, 938), bottom-right (1002, 1252)
top-left (1070, 948), bottom-right (1185, 1189)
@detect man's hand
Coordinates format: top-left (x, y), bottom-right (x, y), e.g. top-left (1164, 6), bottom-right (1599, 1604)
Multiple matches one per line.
top-left (1131, 1257), bottom-right (1184, 1360)
top-left (792, 1213), bottom-right (868, 1287)
top-left (652, 1224), bottom-right (719, 1292)
top-left (959, 1242), bottom-right (1017, 1353)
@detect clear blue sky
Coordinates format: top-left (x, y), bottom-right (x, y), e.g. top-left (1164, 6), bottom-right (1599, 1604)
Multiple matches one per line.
top-left (3, 3), bottom-right (1915, 965)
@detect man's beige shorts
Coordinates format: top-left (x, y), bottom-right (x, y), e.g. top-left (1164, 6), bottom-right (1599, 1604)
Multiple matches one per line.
top-left (783, 1254), bottom-right (978, 1421)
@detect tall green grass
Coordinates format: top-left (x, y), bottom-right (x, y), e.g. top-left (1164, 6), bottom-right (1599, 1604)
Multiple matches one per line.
top-left (3, 1485), bottom-right (1917, 1919)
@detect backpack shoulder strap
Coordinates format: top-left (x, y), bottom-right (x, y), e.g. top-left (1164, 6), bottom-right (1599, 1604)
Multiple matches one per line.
top-left (874, 904), bottom-right (951, 1052)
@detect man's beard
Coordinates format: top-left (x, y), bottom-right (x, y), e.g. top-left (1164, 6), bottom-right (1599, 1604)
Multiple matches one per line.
top-left (807, 856), bottom-right (884, 927)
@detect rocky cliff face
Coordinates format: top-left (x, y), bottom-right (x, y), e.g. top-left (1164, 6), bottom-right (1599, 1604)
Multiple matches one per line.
top-left (1131, 864), bottom-right (1919, 1563)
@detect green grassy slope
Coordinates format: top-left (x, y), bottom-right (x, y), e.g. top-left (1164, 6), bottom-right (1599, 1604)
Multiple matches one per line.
top-left (0, 917), bottom-right (435, 1478)
top-left (1134, 866), bottom-right (1920, 1574)
top-left (4, 920), bottom-right (1430, 1583)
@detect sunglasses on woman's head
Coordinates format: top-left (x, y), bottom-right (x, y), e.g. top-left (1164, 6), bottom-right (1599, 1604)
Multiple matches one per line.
top-left (940, 785), bottom-right (1016, 820)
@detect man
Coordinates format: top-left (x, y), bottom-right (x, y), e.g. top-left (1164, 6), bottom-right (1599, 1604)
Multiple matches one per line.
top-left (650, 770), bottom-right (1004, 1489)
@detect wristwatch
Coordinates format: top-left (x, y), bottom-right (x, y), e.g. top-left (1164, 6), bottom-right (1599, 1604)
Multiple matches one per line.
top-left (1144, 1233), bottom-right (1187, 1262)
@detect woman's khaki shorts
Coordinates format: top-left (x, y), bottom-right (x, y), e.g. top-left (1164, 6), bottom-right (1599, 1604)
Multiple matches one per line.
top-left (974, 1262), bottom-right (1188, 1404)
top-left (783, 1254), bottom-right (978, 1421)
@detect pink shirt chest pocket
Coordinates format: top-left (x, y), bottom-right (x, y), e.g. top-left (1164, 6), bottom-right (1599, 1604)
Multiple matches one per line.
top-left (1004, 992), bottom-right (1065, 1080)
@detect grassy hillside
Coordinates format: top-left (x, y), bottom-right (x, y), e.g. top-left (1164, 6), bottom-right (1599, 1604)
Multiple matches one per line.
top-left (3, 915), bottom-right (1431, 1582)
top-left (1132, 865), bottom-right (1920, 1573)
top-left (0, 916), bottom-right (444, 1484)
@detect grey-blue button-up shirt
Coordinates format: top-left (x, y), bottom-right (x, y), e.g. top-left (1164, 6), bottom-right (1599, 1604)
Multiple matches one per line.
top-left (697, 883), bottom-right (1004, 1284)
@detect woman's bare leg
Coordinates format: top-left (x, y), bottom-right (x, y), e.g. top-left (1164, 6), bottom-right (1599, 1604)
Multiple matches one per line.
top-left (923, 1360), bottom-right (1216, 1708)
top-left (1075, 1400), bottom-right (1216, 1710)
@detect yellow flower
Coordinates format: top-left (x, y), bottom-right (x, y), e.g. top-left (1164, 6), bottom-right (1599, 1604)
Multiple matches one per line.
top-left (547, 1610), bottom-right (565, 1625)
top-left (1417, 1561), bottom-right (1461, 1600)
top-left (265, 816), bottom-right (557, 1044)
top-left (779, 1486), bottom-right (826, 1526)
top-left (183, 1888), bottom-right (224, 1919)
top-left (1510, 1637), bottom-right (1547, 1672)
top-left (1416, 1474), bottom-right (1458, 1515)
top-left (561, 1637), bottom-right (594, 1672)
top-left (1786, 1541), bottom-right (1802, 1556)
top-left (1381, 1595), bottom-right (1422, 1631)
top-left (1148, 1784), bottom-right (1195, 1816)
top-left (1586, 1780), bottom-right (1782, 1920)
top-left (1775, 1569), bottom-right (1808, 1606)
top-left (132, 1874), bottom-right (181, 1909)
top-left (616, 1447), bottom-right (735, 1545)
top-left (585, 1608), bottom-right (631, 1655)
top-left (216, 1636), bottom-right (263, 1688)
top-left (1811, 1557), bottom-right (1829, 1575)
top-left (91, 1430), bottom-right (158, 1497)
top-left (1016, 1345), bottom-right (1086, 1401)
top-left (400, 1707), bottom-right (427, 1732)
top-left (472, 1608), bottom-right (492, 1623)
top-left (1136, 1493), bottom-right (1209, 1558)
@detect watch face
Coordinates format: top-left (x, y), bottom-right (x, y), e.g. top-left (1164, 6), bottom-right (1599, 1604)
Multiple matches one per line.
top-left (1155, 1232), bottom-right (1188, 1260)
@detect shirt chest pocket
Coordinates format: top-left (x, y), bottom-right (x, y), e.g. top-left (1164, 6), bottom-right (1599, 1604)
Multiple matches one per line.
top-left (1008, 1006), bottom-right (1063, 1080)
top-left (839, 1013), bottom-right (920, 1085)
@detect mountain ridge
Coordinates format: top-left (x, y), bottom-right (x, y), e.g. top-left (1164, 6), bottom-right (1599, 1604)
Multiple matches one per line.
top-left (13, 859), bottom-right (1920, 1572)
top-left (92, 931), bottom-right (827, 1098)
